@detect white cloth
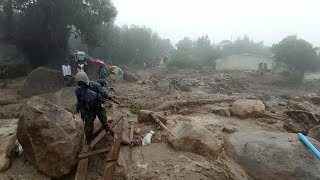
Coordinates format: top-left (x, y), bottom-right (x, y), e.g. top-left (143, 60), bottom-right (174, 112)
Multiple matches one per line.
top-left (77, 64), bottom-right (84, 73)
top-left (62, 65), bottom-right (71, 76)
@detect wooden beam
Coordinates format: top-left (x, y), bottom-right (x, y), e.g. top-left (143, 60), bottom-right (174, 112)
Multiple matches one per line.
top-left (150, 112), bottom-right (175, 136)
top-left (75, 136), bottom-right (89, 180)
top-left (130, 125), bottom-right (134, 145)
top-left (90, 115), bottom-right (123, 149)
top-left (75, 159), bottom-right (88, 180)
top-left (92, 125), bottom-right (104, 139)
top-left (79, 147), bottom-right (110, 159)
top-left (103, 117), bottom-right (123, 179)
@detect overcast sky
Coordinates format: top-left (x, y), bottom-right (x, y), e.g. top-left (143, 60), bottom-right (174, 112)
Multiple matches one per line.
top-left (112, 0), bottom-right (320, 46)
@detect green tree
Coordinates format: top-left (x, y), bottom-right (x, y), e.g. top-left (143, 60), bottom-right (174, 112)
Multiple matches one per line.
top-left (1, 0), bottom-right (117, 67)
top-left (169, 36), bottom-right (221, 69)
top-left (222, 35), bottom-right (271, 57)
top-left (272, 35), bottom-right (319, 83)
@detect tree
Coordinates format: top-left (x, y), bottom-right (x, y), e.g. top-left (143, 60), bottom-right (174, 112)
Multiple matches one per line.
top-left (170, 36), bottom-right (221, 69)
top-left (272, 35), bottom-right (319, 83)
top-left (1, 0), bottom-right (117, 67)
top-left (221, 35), bottom-right (271, 57)
top-left (176, 37), bottom-right (194, 51)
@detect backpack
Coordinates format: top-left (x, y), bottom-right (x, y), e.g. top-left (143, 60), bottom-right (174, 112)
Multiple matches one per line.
top-left (83, 88), bottom-right (103, 110)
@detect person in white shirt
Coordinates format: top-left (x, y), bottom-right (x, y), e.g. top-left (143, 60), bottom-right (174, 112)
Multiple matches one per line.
top-left (62, 61), bottom-right (72, 86)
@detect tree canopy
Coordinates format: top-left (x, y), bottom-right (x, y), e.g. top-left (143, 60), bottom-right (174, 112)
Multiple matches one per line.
top-left (272, 35), bottom-right (319, 82)
top-left (0, 0), bottom-right (117, 67)
top-left (169, 35), bottom-right (221, 69)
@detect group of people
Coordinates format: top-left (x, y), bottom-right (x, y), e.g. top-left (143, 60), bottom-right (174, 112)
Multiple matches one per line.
top-left (62, 53), bottom-right (119, 150)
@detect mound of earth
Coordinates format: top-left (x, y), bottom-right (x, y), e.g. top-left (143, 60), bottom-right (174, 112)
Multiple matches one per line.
top-left (17, 96), bottom-right (83, 178)
top-left (20, 67), bottom-right (75, 97)
top-left (225, 131), bottom-right (320, 180)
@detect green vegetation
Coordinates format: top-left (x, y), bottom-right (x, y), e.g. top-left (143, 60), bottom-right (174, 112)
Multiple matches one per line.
top-left (129, 103), bottom-right (142, 114)
top-left (169, 36), bottom-right (221, 69)
top-left (272, 35), bottom-right (320, 83)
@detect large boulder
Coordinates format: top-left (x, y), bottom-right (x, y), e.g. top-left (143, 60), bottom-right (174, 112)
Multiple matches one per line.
top-left (0, 119), bottom-right (18, 171)
top-left (17, 97), bottom-right (83, 178)
top-left (168, 122), bottom-right (223, 159)
top-left (231, 99), bottom-right (265, 119)
top-left (51, 87), bottom-right (76, 109)
top-left (123, 72), bottom-right (139, 82)
top-left (308, 125), bottom-right (320, 142)
top-left (20, 67), bottom-right (75, 97)
top-left (225, 131), bottom-right (320, 180)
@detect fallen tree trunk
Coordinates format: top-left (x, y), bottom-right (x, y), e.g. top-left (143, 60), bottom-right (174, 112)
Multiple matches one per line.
top-left (155, 98), bottom-right (238, 111)
top-left (150, 112), bottom-right (175, 136)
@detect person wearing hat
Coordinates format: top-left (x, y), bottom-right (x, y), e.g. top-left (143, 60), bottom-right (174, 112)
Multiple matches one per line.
top-left (74, 72), bottom-right (120, 147)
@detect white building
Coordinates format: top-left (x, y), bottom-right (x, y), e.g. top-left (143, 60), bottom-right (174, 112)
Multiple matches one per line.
top-left (215, 54), bottom-right (274, 71)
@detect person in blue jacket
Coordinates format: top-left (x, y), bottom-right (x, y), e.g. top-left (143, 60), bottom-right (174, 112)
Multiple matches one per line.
top-left (74, 72), bottom-right (120, 146)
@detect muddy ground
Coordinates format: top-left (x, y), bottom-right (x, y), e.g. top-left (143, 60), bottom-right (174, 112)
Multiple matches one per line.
top-left (1, 66), bottom-right (320, 179)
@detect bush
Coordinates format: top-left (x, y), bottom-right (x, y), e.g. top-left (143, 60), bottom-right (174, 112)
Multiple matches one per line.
top-left (129, 103), bottom-right (142, 114)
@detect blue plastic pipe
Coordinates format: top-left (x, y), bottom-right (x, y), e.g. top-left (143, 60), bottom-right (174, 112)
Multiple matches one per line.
top-left (297, 133), bottom-right (320, 160)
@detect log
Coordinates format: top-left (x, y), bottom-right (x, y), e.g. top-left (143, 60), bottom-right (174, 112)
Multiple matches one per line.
top-left (155, 98), bottom-right (238, 111)
top-left (103, 117), bottom-right (123, 179)
top-left (150, 112), bottom-right (174, 136)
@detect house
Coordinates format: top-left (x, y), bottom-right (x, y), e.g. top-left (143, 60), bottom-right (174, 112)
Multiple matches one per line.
top-left (215, 54), bottom-right (274, 71)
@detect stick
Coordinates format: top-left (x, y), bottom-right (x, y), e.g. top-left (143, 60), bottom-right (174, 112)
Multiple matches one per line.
top-left (150, 112), bottom-right (175, 136)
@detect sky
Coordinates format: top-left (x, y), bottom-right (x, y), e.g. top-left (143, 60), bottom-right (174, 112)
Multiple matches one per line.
top-left (112, 0), bottom-right (320, 46)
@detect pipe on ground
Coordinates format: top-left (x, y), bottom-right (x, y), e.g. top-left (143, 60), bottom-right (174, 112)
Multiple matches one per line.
top-left (297, 133), bottom-right (320, 160)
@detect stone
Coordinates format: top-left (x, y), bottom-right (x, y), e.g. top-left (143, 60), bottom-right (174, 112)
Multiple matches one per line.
top-left (17, 97), bottom-right (83, 178)
top-left (283, 120), bottom-right (306, 134)
top-left (123, 72), bottom-right (139, 82)
top-left (0, 103), bottom-right (24, 119)
top-left (211, 108), bottom-right (231, 117)
top-left (0, 119), bottom-right (18, 171)
top-left (222, 127), bottom-right (237, 134)
top-left (231, 99), bottom-right (265, 119)
top-left (225, 131), bottom-right (320, 180)
top-left (52, 87), bottom-right (76, 109)
top-left (137, 110), bottom-right (167, 124)
top-left (20, 67), bottom-right (75, 97)
top-left (168, 122), bottom-right (223, 159)
top-left (134, 128), bottom-right (141, 135)
top-left (308, 125), bottom-right (320, 142)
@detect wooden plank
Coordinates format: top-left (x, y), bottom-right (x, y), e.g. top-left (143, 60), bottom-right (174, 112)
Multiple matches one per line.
top-left (75, 159), bottom-right (88, 180)
top-left (75, 136), bottom-right (88, 180)
top-left (130, 125), bottom-right (134, 146)
top-left (79, 147), bottom-right (110, 159)
top-left (103, 162), bottom-right (117, 180)
top-left (103, 117), bottom-right (123, 179)
top-left (92, 125), bottom-right (104, 139)
top-left (90, 115), bottom-right (123, 149)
